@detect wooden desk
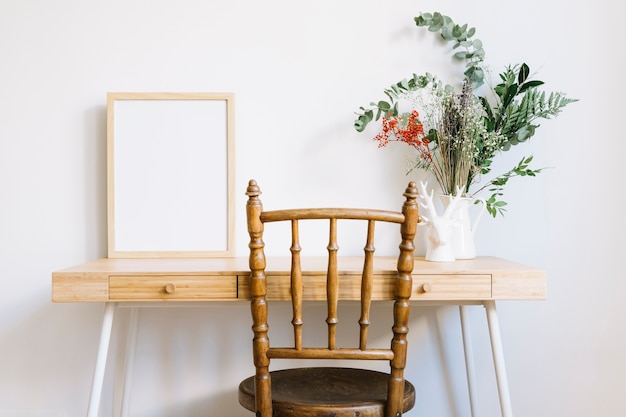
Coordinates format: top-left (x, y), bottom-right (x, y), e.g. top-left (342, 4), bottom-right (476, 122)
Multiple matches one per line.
top-left (52, 256), bottom-right (546, 417)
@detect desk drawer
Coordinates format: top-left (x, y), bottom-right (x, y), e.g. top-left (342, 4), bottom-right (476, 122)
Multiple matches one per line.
top-left (239, 274), bottom-right (492, 301)
top-left (238, 274), bottom-right (396, 301)
top-left (412, 274), bottom-right (491, 300)
top-left (109, 275), bottom-right (238, 300)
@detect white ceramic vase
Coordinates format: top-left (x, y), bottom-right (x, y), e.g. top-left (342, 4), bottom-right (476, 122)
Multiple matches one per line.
top-left (438, 194), bottom-right (486, 259)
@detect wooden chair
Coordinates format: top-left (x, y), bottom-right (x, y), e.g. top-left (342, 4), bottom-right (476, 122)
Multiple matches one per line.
top-left (239, 179), bottom-right (419, 417)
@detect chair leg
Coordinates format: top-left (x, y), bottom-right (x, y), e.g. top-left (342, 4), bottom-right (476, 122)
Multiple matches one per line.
top-left (459, 305), bottom-right (479, 417)
top-left (484, 300), bottom-right (514, 417)
top-left (87, 303), bottom-right (117, 417)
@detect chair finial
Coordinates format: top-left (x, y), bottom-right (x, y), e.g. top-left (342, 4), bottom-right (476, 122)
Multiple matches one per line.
top-left (246, 179), bottom-right (262, 198)
top-left (404, 181), bottom-right (418, 200)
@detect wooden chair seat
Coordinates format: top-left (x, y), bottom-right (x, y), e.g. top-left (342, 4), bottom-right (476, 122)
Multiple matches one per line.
top-left (238, 367), bottom-right (416, 417)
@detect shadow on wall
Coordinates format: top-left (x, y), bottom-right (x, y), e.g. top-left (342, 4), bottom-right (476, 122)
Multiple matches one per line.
top-left (140, 390), bottom-right (251, 417)
top-left (129, 303), bottom-right (490, 417)
top-left (9, 295), bottom-right (496, 416)
top-left (82, 105), bottom-right (108, 260)
top-left (0, 293), bottom-right (105, 414)
top-left (115, 303), bottom-right (254, 417)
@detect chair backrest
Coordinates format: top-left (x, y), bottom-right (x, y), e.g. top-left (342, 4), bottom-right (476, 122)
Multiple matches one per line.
top-left (244, 179), bottom-right (419, 417)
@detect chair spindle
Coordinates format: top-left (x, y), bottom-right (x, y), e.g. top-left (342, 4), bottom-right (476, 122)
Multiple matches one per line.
top-left (359, 219), bottom-right (376, 350)
top-left (290, 219), bottom-right (303, 350)
top-left (326, 218), bottom-right (339, 350)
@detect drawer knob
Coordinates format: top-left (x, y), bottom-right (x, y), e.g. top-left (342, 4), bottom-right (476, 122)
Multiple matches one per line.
top-left (164, 283), bottom-right (176, 294)
top-left (421, 282), bottom-right (432, 293)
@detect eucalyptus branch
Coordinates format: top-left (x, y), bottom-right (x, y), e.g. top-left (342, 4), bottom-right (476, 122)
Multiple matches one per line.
top-left (414, 12), bottom-right (486, 88)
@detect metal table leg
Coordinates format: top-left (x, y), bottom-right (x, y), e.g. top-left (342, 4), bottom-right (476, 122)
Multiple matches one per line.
top-left (484, 300), bottom-right (514, 417)
top-left (119, 307), bottom-right (139, 417)
top-left (460, 305), bottom-right (479, 417)
top-left (87, 303), bottom-right (117, 417)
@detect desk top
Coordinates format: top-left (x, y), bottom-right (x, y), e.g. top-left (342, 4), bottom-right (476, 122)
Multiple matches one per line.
top-left (52, 256), bottom-right (546, 303)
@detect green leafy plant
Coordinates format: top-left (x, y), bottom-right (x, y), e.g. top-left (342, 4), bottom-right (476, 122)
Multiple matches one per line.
top-left (414, 12), bottom-right (486, 88)
top-left (354, 11), bottom-right (577, 217)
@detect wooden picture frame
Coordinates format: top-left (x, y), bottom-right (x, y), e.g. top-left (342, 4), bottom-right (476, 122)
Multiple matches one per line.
top-left (107, 92), bottom-right (235, 258)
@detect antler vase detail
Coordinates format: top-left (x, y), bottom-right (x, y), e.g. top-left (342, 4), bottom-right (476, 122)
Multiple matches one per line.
top-left (418, 181), bottom-right (462, 262)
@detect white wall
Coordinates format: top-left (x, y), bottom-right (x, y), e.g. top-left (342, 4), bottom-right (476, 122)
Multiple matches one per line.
top-left (1, 0), bottom-right (623, 416)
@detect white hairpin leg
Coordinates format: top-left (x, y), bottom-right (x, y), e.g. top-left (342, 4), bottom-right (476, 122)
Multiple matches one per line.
top-left (87, 302), bottom-right (117, 417)
top-left (460, 305), bottom-right (479, 417)
top-left (484, 300), bottom-right (513, 417)
top-left (119, 307), bottom-right (139, 417)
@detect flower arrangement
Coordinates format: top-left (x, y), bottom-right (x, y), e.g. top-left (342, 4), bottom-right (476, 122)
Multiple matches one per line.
top-left (354, 12), bottom-right (577, 217)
